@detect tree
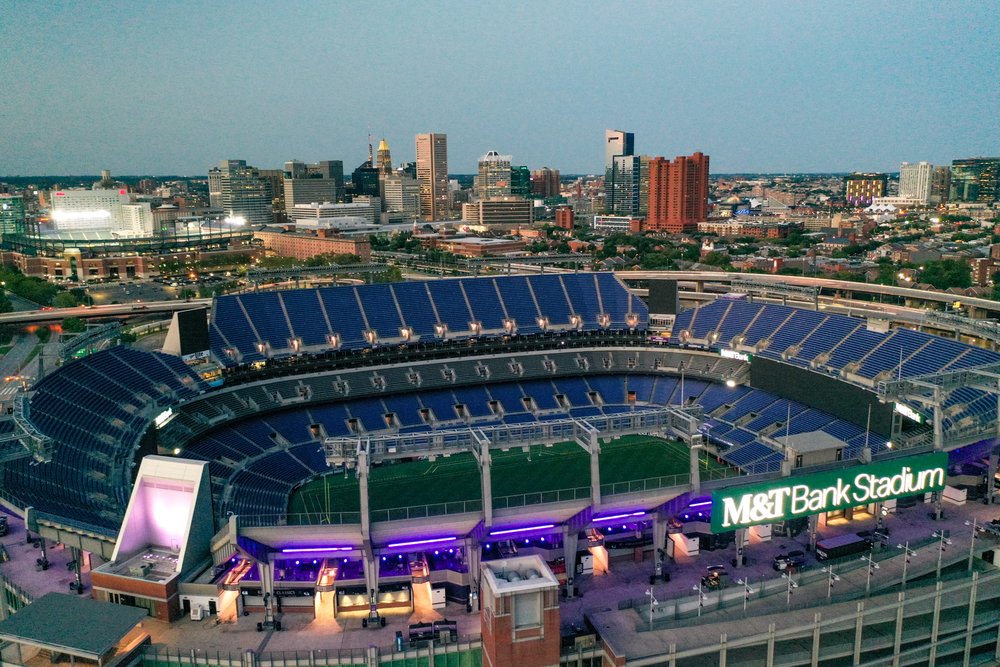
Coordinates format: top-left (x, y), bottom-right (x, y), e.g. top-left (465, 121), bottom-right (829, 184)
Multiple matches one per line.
top-left (0, 292), bottom-right (12, 314)
top-left (36, 327), bottom-right (51, 344)
top-left (52, 292), bottom-right (81, 308)
top-left (919, 260), bottom-right (971, 290)
top-left (61, 317), bottom-right (87, 333)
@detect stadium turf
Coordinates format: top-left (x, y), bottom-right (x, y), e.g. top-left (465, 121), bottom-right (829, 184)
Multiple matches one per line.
top-left (287, 435), bottom-right (724, 517)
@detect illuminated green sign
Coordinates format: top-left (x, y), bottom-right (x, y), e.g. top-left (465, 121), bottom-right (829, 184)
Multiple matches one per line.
top-left (710, 452), bottom-right (947, 532)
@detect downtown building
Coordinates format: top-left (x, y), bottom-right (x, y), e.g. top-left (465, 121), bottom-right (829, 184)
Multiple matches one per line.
top-left (213, 160), bottom-right (276, 227)
top-left (416, 133), bottom-right (449, 221)
top-left (475, 151), bottom-right (512, 200)
top-left (532, 167), bottom-right (561, 198)
top-left (282, 160), bottom-right (345, 214)
top-left (951, 157), bottom-right (1000, 203)
top-left (898, 161), bottom-right (933, 204)
top-left (843, 173), bottom-right (888, 207)
top-left (645, 152), bottom-right (710, 233)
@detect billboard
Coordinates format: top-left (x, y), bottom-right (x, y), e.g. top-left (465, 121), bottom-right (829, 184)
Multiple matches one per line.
top-left (750, 356), bottom-right (894, 436)
top-left (710, 452), bottom-right (947, 532)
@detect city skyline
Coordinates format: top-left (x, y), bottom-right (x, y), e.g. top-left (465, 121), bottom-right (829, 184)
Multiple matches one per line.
top-left (2, 1), bottom-right (998, 176)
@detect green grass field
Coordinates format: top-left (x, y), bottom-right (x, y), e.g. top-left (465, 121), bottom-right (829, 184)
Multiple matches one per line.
top-left (287, 434), bottom-right (724, 517)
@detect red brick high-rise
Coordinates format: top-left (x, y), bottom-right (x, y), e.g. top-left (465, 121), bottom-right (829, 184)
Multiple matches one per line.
top-left (647, 151), bottom-right (709, 233)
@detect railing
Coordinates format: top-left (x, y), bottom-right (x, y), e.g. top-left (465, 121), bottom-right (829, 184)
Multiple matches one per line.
top-left (601, 473), bottom-right (689, 497)
top-left (493, 486), bottom-right (591, 509)
top-left (237, 511), bottom-right (361, 528)
top-left (370, 498), bottom-right (483, 523)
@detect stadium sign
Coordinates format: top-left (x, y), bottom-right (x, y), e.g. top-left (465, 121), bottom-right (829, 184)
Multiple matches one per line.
top-left (710, 452), bottom-right (947, 532)
top-left (894, 402), bottom-right (924, 424)
top-left (720, 348), bottom-right (751, 362)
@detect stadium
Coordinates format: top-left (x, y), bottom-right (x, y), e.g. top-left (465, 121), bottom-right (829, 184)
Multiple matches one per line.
top-left (0, 271), bottom-right (999, 667)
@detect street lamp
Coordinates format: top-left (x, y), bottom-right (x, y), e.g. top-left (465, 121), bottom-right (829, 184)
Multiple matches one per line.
top-left (692, 583), bottom-right (706, 617)
top-left (897, 541), bottom-right (917, 590)
top-left (965, 519), bottom-right (983, 572)
top-left (645, 588), bottom-right (658, 630)
top-left (781, 572), bottom-right (798, 606)
top-left (821, 566), bottom-right (840, 600)
top-left (860, 553), bottom-right (880, 595)
top-left (932, 530), bottom-right (952, 578)
top-left (736, 578), bottom-right (753, 611)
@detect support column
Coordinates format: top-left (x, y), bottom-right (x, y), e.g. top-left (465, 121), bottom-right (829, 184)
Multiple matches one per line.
top-left (563, 526), bottom-right (579, 598)
top-left (358, 447), bottom-right (371, 540)
top-left (653, 515), bottom-right (668, 575)
top-left (735, 529), bottom-right (746, 567)
top-left (718, 633), bottom-right (727, 667)
top-left (70, 547), bottom-right (83, 594)
top-left (479, 445), bottom-right (493, 528)
top-left (464, 537), bottom-right (481, 611)
top-left (929, 582), bottom-right (943, 666)
top-left (589, 441), bottom-right (601, 507)
top-left (963, 573), bottom-right (979, 666)
top-left (808, 514), bottom-right (819, 552)
top-left (689, 445), bottom-right (701, 494)
top-left (987, 452), bottom-right (998, 505)
top-left (892, 592), bottom-right (905, 667)
top-left (361, 543), bottom-right (378, 596)
top-left (933, 387), bottom-right (943, 451)
top-left (766, 623), bottom-right (776, 665)
top-left (853, 601), bottom-right (865, 664)
top-left (811, 613), bottom-right (822, 667)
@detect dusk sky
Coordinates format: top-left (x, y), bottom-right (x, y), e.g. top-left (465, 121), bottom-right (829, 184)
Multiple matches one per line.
top-left (3, 1), bottom-right (997, 176)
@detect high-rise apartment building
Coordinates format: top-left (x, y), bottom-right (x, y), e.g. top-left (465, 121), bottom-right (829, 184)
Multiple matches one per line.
top-left (283, 160), bottom-right (345, 212)
top-left (951, 158), bottom-right (1000, 203)
top-left (843, 173), bottom-right (888, 207)
top-left (216, 160), bottom-right (275, 226)
top-left (604, 129), bottom-right (635, 215)
top-left (930, 166), bottom-right (951, 204)
top-left (416, 133), bottom-right (448, 221)
top-left (646, 152), bottom-right (710, 233)
top-left (0, 195), bottom-right (26, 238)
top-left (510, 166), bottom-right (531, 199)
top-left (531, 168), bottom-right (560, 198)
top-left (475, 151), bottom-right (512, 200)
top-left (207, 168), bottom-right (223, 208)
top-left (898, 162), bottom-right (933, 203)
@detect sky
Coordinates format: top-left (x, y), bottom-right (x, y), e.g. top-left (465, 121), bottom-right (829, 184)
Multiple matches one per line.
top-left (2, 1), bottom-right (998, 176)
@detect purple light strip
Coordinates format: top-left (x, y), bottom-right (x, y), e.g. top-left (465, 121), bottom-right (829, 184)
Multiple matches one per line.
top-left (281, 546), bottom-right (354, 553)
top-left (386, 536), bottom-right (457, 549)
top-left (686, 500), bottom-right (713, 508)
top-left (489, 524), bottom-right (556, 536)
top-left (593, 511), bottom-right (646, 523)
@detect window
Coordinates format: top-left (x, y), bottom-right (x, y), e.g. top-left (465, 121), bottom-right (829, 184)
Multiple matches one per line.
top-left (514, 591), bottom-right (541, 629)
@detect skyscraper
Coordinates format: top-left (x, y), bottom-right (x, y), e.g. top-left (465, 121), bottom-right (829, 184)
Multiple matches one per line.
top-left (350, 161), bottom-right (381, 198)
top-left (898, 162), bottom-right (933, 203)
top-left (216, 160), bottom-right (275, 226)
top-left (604, 129), bottom-right (635, 215)
top-left (376, 138), bottom-right (393, 176)
top-left (416, 133), bottom-right (448, 221)
top-left (646, 152), bottom-right (710, 233)
top-left (950, 158), bottom-right (1000, 203)
top-left (475, 151), bottom-right (512, 200)
top-left (510, 166), bottom-right (532, 199)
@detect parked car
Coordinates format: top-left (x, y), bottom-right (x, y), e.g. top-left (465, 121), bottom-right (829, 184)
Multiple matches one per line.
top-left (772, 549), bottom-right (807, 571)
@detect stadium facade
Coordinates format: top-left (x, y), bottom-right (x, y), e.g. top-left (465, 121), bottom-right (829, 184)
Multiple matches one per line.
top-left (0, 273), bottom-right (999, 666)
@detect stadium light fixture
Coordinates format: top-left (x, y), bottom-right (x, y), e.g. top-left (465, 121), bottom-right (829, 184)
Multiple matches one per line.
top-left (386, 536), bottom-right (457, 549)
top-left (489, 524), bottom-right (555, 537)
